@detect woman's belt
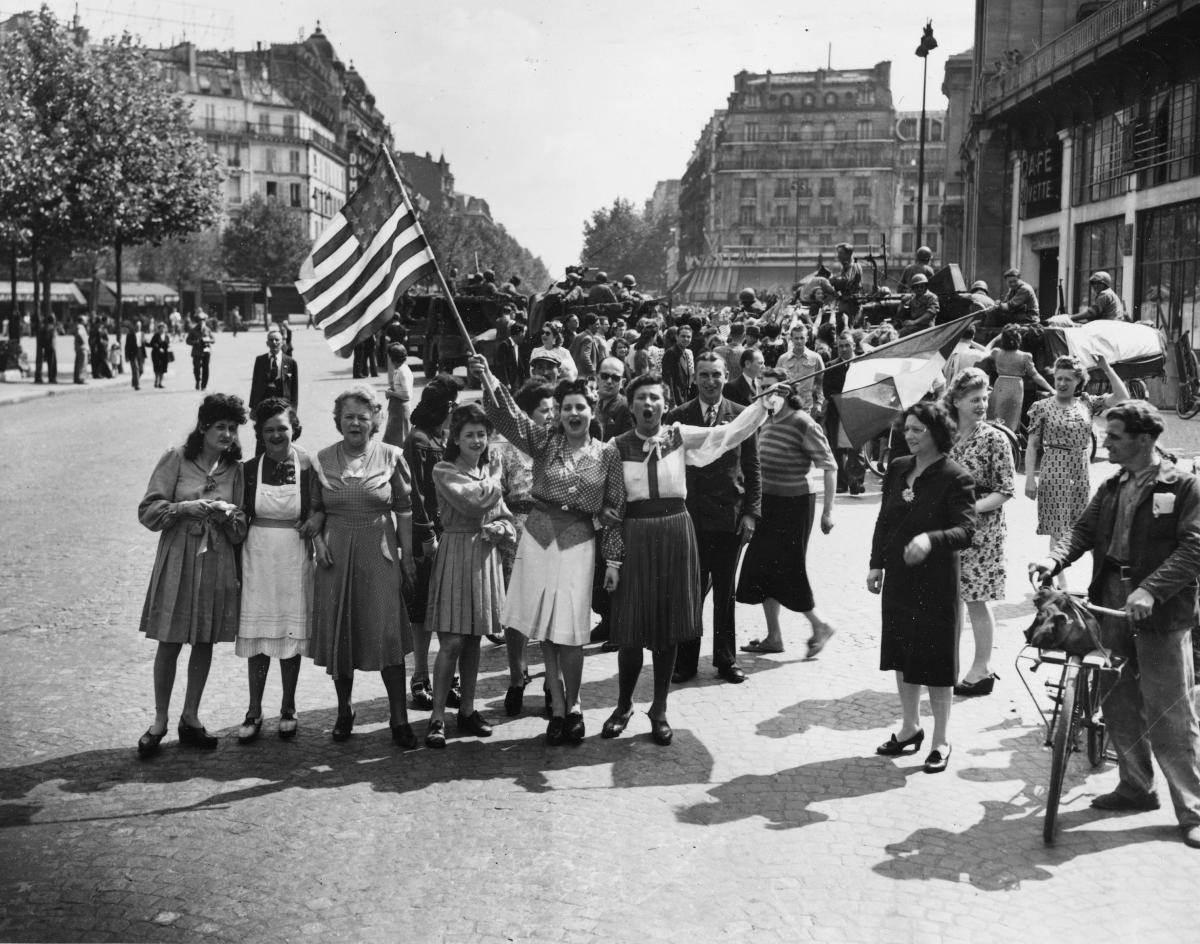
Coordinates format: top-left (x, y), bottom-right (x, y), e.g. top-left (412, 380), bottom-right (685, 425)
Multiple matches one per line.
top-left (625, 498), bottom-right (687, 519)
top-left (532, 499), bottom-right (591, 521)
top-left (1042, 442), bottom-right (1074, 451)
top-left (250, 518), bottom-right (299, 529)
top-left (526, 500), bottom-right (595, 550)
top-left (508, 499), bottom-right (535, 514)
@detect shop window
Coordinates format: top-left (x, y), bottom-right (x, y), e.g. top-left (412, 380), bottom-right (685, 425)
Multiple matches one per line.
top-left (1073, 107), bottom-right (1132, 206)
top-left (1134, 78), bottom-right (1200, 189)
top-left (1137, 199), bottom-right (1200, 336)
top-left (1074, 216), bottom-right (1124, 309)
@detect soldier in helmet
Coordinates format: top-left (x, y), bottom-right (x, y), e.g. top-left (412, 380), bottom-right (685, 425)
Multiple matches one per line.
top-left (479, 269), bottom-right (499, 297)
top-left (734, 287), bottom-right (765, 320)
top-left (996, 267), bottom-right (1040, 324)
top-left (617, 274), bottom-right (642, 304)
top-left (899, 246), bottom-right (935, 290)
top-left (587, 271), bottom-right (618, 305)
top-left (966, 279), bottom-right (993, 314)
top-left (1073, 271), bottom-right (1127, 323)
top-left (896, 273), bottom-right (940, 335)
top-left (830, 242), bottom-right (863, 328)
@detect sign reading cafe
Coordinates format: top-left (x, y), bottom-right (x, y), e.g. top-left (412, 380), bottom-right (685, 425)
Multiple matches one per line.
top-left (1021, 137), bottom-right (1062, 218)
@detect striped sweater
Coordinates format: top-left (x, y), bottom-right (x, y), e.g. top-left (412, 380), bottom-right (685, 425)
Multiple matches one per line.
top-left (758, 409), bottom-right (837, 496)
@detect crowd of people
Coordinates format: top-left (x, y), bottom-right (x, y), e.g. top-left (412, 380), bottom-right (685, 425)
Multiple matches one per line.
top-left (129, 259), bottom-right (1200, 850)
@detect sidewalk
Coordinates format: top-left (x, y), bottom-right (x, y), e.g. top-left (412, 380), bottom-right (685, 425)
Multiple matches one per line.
top-left (0, 335), bottom-right (133, 406)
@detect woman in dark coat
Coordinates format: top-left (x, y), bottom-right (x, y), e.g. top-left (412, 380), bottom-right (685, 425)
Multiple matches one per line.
top-left (867, 401), bottom-right (975, 774)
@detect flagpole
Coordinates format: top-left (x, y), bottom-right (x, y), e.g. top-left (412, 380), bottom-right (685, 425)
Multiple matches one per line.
top-left (380, 149), bottom-right (476, 359)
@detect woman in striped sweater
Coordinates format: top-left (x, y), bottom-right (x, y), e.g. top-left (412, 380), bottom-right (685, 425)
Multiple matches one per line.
top-left (737, 368), bottom-right (839, 658)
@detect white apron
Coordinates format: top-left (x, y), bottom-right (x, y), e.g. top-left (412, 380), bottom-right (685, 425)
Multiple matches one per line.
top-left (235, 451), bottom-right (312, 658)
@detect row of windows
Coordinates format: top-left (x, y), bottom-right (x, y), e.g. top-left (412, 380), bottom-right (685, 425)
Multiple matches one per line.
top-left (734, 230), bottom-right (875, 249)
top-left (736, 205), bottom-right (874, 226)
top-left (743, 119), bottom-right (879, 142)
top-left (739, 87), bottom-right (877, 110)
top-left (727, 147), bottom-right (890, 171)
top-left (742, 177), bottom-right (878, 199)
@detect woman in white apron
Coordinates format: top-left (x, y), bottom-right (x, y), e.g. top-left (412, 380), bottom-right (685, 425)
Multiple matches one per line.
top-left (236, 398), bottom-right (320, 743)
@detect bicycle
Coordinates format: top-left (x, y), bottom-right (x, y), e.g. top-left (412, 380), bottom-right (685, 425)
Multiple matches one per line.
top-left (1018, 591), bottom-right (1125, 844)
top-left (1174, 331), bottom-right (1200, 419)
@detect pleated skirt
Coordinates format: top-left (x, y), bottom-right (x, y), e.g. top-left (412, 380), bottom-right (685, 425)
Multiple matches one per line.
top-left (425, 530), bottom-right (507, 636)
top-left (610, 510), bottom-right (703, 651)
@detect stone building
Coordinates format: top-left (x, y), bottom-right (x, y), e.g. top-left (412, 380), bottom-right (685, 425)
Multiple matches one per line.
top-left (150, 43), bottom-right (348, 241)
top-left (893, 110), bottom-right (948, 266)
top-left (948, 0), bottom-right (1200, 334)
top-left (397, 151), bottom-right (455, 212)
top-left (676, 63), bottom-right (900, 302)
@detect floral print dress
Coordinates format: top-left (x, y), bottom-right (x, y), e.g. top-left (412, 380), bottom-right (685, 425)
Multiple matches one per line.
top-left (1028, 395), bottom-right (1102, 537)
top-left (948, 423), bottom-right (1015, 601)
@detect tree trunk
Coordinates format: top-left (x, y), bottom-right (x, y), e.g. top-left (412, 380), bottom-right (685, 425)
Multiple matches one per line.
top-left (114, 237), bottom-right (123, 340)
top-left (31, 246), bottom-right (40, 335)
top-left (8, 244), bottom-right (18, 342)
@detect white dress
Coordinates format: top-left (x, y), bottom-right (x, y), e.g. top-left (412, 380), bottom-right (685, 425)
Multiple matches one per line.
top-left (236, 450), bottom-right (313, 658)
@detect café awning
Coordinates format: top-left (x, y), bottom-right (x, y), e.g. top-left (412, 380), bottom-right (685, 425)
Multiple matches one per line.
top-left (102, 281), bottom-right (180, 305)
top-left (0, 281), bottom-right (87, 304)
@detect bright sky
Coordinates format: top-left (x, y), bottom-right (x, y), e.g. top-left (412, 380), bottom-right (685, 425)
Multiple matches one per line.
top-left (28, 1), bottom-right (974, 276)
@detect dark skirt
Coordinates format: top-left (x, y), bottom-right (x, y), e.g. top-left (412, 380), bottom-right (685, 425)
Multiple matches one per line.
top-left (735, 493), bottom-right (816, 612)
top-left (610, 507), bottom-right (702, 651)
top-left (878, 559), bottom-right (961, 687)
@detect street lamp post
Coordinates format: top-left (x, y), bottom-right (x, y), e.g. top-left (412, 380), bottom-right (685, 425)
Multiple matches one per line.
top-left (791, 178), bottom-right (801, 287)
top-left (915, 20), bottom-right (938, 252)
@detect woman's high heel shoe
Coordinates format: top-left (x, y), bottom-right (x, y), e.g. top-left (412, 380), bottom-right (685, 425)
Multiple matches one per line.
top-left (137, 727), bottom-right (166, 758)
top-left (331, 710), bottom-right (356, 742)
top-left (648, 713), bottom-right (673, 746)
top-left (601, 707), bottom-right (634, 739)
top-left (954, 674), bottom-right (997, 697)
top-left (876, 728), bottom-right (925, 756)
top-left (177, 719), bottom-right (218, 749)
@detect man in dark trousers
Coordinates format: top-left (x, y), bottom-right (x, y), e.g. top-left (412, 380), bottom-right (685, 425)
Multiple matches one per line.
top-left (250, 327), bottom-right (299, 410)
top-left (665, 352), bottom-right (761, 684)
top-left (1031, 401), bottom-right (1200, 848)
top-left (124, 319), bottom-right (147, 390)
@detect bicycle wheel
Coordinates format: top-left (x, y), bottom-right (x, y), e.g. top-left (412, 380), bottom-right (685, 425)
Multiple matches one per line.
top-left (1127, 378), bottom-right (1149, 400)
top-left (1044, 658), bottom-right (1081, 845)
top-left (862, 434), bottom-right (889, 478)
top-left (1081, 668), bottom-right (1108, 768)
top-left (1178, 384), bottom-right (1200, 420)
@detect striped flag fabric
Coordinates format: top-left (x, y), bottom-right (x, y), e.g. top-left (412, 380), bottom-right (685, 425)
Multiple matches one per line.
top-left (830, 313), bottom-right (980, 447)
top-left (297, 155), bottom-right (438, 357)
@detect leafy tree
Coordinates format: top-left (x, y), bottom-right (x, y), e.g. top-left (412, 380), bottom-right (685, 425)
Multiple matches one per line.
top-left (0, 7), bottom-right (222, 339)
top-left (580, 198), bottom-right (672, 290)
top-left (420, 204), bottom-right (550, 291)
top-left (221, 193), bottom-right (311, 287)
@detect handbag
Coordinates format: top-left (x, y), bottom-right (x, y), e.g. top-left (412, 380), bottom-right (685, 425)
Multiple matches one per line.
top-left (167, 350), bottom-right (175, 362)
top-left (1025, 588), bottom-right (1106, 657)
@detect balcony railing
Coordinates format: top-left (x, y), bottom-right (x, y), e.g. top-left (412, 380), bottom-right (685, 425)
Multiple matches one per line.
top-left (981, 0), bottom-right (1163, 110)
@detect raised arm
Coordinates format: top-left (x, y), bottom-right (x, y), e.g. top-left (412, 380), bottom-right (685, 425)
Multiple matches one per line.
top-left (472, 356), bottom-right (550, 458)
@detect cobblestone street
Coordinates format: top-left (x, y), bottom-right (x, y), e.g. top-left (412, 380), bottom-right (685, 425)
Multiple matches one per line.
top-left (1, 328), bottom-right (1196, 943)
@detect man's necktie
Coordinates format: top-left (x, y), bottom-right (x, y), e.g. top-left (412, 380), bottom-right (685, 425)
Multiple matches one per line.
top-left (705, 405), bottom-right (717, 426)
top-left (271, 355), bottom-right (279, 381)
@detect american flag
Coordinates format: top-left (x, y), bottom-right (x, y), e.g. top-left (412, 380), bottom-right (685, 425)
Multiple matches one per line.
top-left (297, 154), bottom-right (437, 357)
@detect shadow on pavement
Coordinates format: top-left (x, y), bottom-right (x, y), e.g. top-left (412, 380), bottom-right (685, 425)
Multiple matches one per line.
top-left (755, 688), bottom-right (901, 739)
top-left (676, 755), bottom-right (922, 830)
top-left (0, 699), bottom-right (716, 828)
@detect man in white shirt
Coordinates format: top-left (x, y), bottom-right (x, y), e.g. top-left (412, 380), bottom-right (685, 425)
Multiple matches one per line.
top-left (774, 322), bottom-right (824, 414)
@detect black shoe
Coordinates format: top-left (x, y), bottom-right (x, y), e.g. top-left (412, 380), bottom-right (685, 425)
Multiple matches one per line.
top-left (332, 710), bottom-right (356, 742)
top-left (601, 707), bottom-right (634, 739)
top-left (410, 678), bottom-right (434, 711)
top-left (671, 669), bottom-right (696, 685)
top-left (237, 713), bottom-right (263, 745)
top-left (446, 676), bottom-right (462, 709)
top-left (565, 711), bottom-right (586, 744)
top-left (1091, 790), bottom-right (1160, 812)
top-left (546, 716), bottom-right (566, 745)
top-left (923, 746), bottom-right (952, 774)
top-left (177, 719), bottom-right (218, 749)
top-left (954, 673), bottom-right (997, 697)
top-left (391, 722), bottom-right (418, 749)
top-left (137, 726), bottom-right (166, 758)
top-left (278, 710), bottom-right (298, 740)
top-left (457, 710), bottom-right (493, 738)
top-left (876, 729), bottom-right (925, 756)
top-left (648, 714), bottom-right (673, 746)
top-left (425, 719), bottom-right (446, 749)
top-left (716, 665), bottom-right (747, 684)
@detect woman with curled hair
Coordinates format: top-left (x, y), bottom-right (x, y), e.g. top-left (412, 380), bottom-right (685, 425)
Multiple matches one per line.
top-left (403, 377), bottom-right (461, 709)
top-left (601, 370), bottom-right (787, 746)
top-left (530, 320), bottom-right (577, 382)
top-left (309, 384), bottom-right (421, 748)
top-left (472, 360), bottom-right (625, 744)
top-left (868, 401), bottom-right (976, 774)
top-left (979, 324), bottom-right (1052, 432)
top-left (1024, 353), bottom-right (1129, 584)
top-left (235, 398), bottom-right (320, 743)
top-left (136, 394), bottom-right (249, 756)
top-left (737, 369), bottom-right (838, 657)
top-left (423, 403), bottom-right (515, 747)
top-left (943, 369), bottom-right (1015, 697)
